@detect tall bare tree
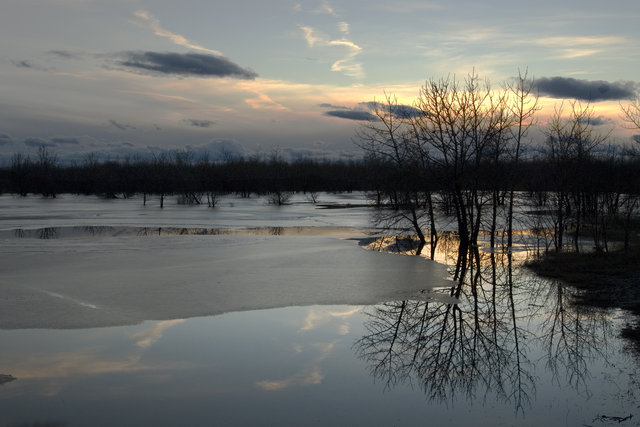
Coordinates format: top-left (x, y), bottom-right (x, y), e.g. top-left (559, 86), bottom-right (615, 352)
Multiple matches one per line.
top-left (543, 100), bottom-right (611, 252)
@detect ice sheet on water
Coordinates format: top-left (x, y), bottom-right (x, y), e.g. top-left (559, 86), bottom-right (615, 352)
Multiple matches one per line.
top-left (0, 232), bottom-right (450, 329)
top-left (0, 193), bottom-right (373, 230)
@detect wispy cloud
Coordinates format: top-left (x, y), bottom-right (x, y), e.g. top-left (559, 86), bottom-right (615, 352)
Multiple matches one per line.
top-left (533, 35), bottom-right (626, 59)
top-left (122, 90), bottom-right (197, 104)
top-left (245, 92), bottom-right (289, 111)
top-left (12, 59), bottom-right (49, 72)
top-left (318, 1), bottom-right (337, 15)
top-left (298, 25), bottom-right (364, 78)
top-left (535, 35), bottom-right (625, 47)
top-left (109, 120), bottom-right (136, 131)
top-left (48, 50), bottom-right (87, 60)
top-left (132, 10), bottom-right (223, 56)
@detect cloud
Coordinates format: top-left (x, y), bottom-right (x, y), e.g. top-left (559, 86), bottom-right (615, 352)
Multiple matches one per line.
top-left (109, 120), bottom-right (135, 131)
top-left (585, 116), bottom-right (614, 126)
top-left (113, 51), bottom-right (257, 79)
top-left (633, 135), bottom-right (640, 144)
top-left (360, 101), bottom-right (425, 119)
top-left (245, 92), bottom-right (289, 111)
top-left (318, 103), bottom-right (349, 109)
top-left (48, 50), bottom-right (86, 60)
top-left (51, 137), bottom-right (80, 145)
top-left (183, 119), bottom-right (215, 128)
top-left (109, 120), bottom-right (136, 131)
top-left (298, 25), bottom-right (364, 78)
top-left (318, 1), bottom-right (336, 15)
top-left (132, 10), bottom-right (223, 56)
top-left (23, 137), bottom-right (56, 148)
top-left (299, 25), bottom-right (325, 48)
top-left (534, 77), bottom-right (638, 101)
top-left (12, 60), bottom-right (49, 71)
top-left (324, 110), bottom-right (377, 121)
top-left (0, 134), bottom-right (13, 146)
top-left (328, 39), bottom-right (363, 78)
top-left (321, 100), bottom-right (426, 122)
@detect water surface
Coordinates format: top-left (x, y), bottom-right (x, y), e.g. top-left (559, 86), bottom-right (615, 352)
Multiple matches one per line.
top-left (0, 193), bottom-right (638, 426)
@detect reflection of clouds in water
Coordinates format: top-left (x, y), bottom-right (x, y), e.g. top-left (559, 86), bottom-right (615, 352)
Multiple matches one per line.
top-left (258, 308), bottom-right (350, 392)
top-left (9, 352), bottom-right (172, 381)
top-left (313, 341), bottom-right (336, 360)
top-left (5, 319), bottom-right (188, 390)
top-left (338, 323), bottom-right (350, 335)
top-left (299, 306), bottom-right (361, 332)
top-left (133, 319), bottom-right (186, 349)
top-left (256, 368), bottom-right (324, 391)
top-left (256, 341), bottom-right (337, 391)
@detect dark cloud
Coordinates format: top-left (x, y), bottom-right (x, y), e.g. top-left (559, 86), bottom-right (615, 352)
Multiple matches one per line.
top-left (184, 119), bottom-right (215, 128)
top-left (584, 116), bottom-right (614, 126)
top-left (0, 133), bottom-right (13, 146)
top-left (48, 50), bottom-right (85, 60)
top-left (109, 120), bottom-right (136, 131)
top-left (633, 135), bottom-right (640, 144)
top-left (534, 77), bottom-right (638, 101)
top-left (360, 101), bottom-right (425, 119)
top-left (51, 137), bottom-right (80, 145)
top-left (24, 137), bottom-right (56, 148)
top-left (12, 60), bottom-right (49, 71)
top-left (13, 60), bottom-right (34, 69)
top-left (113, 51), bottom-right (257, 79)
top-left (324, 110), bottom-right (377, 121)
top-left (318, 103), bottom-right (349, 109)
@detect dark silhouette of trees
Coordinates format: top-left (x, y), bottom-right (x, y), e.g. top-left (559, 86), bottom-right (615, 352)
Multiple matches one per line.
top-left (621, 96), bottom-right (640, 138)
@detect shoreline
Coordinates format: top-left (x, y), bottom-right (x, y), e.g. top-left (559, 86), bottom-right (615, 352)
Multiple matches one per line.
top-left (526, 247), bottom-right (640, 352)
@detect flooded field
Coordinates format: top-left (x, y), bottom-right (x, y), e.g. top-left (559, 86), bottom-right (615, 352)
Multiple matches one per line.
top-left (0, 193), bottom-right (638, 426)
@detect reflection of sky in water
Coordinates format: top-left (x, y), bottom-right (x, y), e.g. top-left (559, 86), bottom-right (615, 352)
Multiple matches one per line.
top-left (1, 303), bottom-right (638, 426)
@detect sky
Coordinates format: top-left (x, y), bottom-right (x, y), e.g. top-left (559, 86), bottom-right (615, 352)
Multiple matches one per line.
top-left (1, 0), bottom-right (639, 163)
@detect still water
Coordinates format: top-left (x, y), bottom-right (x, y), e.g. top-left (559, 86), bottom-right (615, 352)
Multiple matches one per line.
top-left (0, 194), bottom-right (638, 426)
top-left (1, 301), bottom-right (638, 426)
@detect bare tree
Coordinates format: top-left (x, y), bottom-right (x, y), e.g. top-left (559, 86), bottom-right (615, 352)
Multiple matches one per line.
top-left (411, 71), bottom-right (516, 277)
top-left (543, 100), bottom-right (611, 252)
top-left (357, 94), bottom-right (434, 256)
top-left (504, 71), bottom-right (540, 249)
top-left (620, 96), bottom-right (640, 138)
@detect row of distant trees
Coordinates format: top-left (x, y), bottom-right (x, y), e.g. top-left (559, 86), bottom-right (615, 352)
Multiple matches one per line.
top-left (0, 148), bottom-right (372, 205)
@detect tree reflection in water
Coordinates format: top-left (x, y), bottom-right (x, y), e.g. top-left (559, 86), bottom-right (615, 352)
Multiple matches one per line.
top-left (354, 234), bottom-right (616, 414)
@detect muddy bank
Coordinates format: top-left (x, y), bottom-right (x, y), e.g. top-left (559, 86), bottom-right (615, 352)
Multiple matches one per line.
top-left (526, 247), bottom-right (640, 352)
